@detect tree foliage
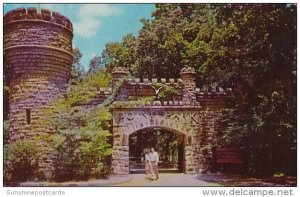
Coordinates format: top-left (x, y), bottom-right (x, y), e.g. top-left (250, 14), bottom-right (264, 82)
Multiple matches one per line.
top-left (71, 47), bottom-right (85, 83)
top-left (101, 34), bottom-right (138, 74)
top-left (213, 4), bottom-right (297, 177)
top-left (88, 55), bottom-right (102, 74)
top-left (50, 108), bottom-right (113, 181)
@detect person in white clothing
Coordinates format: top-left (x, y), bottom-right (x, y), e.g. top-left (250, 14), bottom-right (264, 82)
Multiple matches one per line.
top-left (144, 149), bottom-right (151, 177)
top-left (149, 147), bottom-right (159, 180)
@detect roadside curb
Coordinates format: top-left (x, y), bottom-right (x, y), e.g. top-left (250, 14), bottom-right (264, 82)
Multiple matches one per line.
top-left (19, 176), bottom-right (132, 187)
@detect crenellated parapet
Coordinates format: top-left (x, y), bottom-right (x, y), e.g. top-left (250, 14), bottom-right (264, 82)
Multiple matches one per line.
top-left (127, 77), bottom-right (181, 85)
top-left (4, 7), bottom-right (73, 32)
top-left (79, 67), bottom-right (233, 107)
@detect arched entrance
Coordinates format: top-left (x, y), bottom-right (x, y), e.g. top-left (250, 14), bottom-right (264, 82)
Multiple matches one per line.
top-left (111, 106), bottom-right (210, 175)
top-left (128, 127), bottom-right (186, 173)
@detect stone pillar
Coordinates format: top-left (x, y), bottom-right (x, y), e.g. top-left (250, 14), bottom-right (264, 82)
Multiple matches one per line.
top-left (112, 145), bottom-right (130, 175)
top-left (184, 128), bottom-right (198, 174)
top-left (112, 127), bottom-right (130, 175)
top-left (180, 66), bottom-right (197, 103)
top-left (111, 66), bottom-right (129, 86)
top-left (4, 7), bottom-right (73, 178)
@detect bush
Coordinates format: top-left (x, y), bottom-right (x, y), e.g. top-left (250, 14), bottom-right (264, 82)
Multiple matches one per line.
top-left (76, 130), bottom-right (113, 180)
top-left (75, 108), bottom-right (113, 180)
top-left (52, 130), bottom-right (112, 181)
top-left (51, 108), bottom-right (113, 181)
top-left (4, 140), bottom-right (41, 183)
top-left (52, 131), bottom-right (81, 182)
top-left (41, 69), bottom-right (116, 182)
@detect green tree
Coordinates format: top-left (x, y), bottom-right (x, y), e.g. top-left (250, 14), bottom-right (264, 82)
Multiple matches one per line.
top-left (84, 68), bottom-right (111, 90)
top-left (88, 55), bottom-right (102, 74)
top-left (71, 48), bottom-right (85, 83)
top-left (210, 4), bottom-right (297, 176)
top-left (101, 34), bottom-right (138, 74)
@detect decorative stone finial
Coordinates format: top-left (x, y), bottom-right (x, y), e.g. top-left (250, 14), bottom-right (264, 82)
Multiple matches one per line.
top-left (111, 66), bottom-right (129, 86)
top-left (180, 66), bottom-right (196, 76)
top-left (180, 66), bottom-right (197, 103)
top-left (112, 66), bottom-right (129, 75)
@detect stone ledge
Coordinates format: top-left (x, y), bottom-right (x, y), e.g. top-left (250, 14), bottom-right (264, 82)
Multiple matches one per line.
top-left (4, 45), bottom-right (74, 58)
top-left (111, 104), bottom-right (204, 110)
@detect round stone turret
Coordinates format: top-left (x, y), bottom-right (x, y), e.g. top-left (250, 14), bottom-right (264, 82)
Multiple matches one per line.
top-left (4, 7), bottom-right (73, 141)
top-left (111, 66), bottom-right (129, 86)
top-left (180, 66), bottom-right (197, 103)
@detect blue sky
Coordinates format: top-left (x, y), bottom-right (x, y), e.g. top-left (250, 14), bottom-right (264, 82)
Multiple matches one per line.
top-left (4, 3), bottom-right (155, 70)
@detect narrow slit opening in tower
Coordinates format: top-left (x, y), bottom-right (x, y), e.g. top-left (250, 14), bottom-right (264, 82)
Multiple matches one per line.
top-left (26, 109), bottom-right (31, 124)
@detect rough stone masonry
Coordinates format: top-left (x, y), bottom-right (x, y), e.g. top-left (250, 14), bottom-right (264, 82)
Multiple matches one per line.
top-left (4, 7), bottom-right (235, 179)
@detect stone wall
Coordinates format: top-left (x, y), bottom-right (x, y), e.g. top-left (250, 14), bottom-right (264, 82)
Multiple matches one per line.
top-left (4, 7), bottom-right (73, 178)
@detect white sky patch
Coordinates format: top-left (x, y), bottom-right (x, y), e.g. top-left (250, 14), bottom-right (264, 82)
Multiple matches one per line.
top-left (91, 53), bottom-right (96, 58)
top-left (73, 18), bottom-right (102, 38)
top-left (76, 4), bottom-right (123, 18)
top-left (73, 4), bottom-right (123, 38)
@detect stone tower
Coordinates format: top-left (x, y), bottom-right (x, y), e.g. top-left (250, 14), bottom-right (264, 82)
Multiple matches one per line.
top-left (111, 66), bottom-right (129, 86)
top-left (180, 66), bottom-right (197, 103)
top-left (4, 7), bottom-right (73, 141)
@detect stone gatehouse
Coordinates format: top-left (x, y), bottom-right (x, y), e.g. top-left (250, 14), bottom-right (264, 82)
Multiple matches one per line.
top-left (4, 8), bottom-right (233, 177)
top-left (109, 66), bottom-right (232, 174)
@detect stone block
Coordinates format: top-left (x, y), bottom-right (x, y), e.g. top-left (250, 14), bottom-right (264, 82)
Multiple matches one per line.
top-left (134, 78), bottom-right (140, 83)
top-left (151, 78), bottom-right (158, 83)
top-left (143, 78), bottom-right (149, 83)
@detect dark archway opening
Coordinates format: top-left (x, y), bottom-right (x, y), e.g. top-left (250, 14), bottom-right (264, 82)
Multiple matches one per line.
top-left (129, 127), bottom-right (185, 174)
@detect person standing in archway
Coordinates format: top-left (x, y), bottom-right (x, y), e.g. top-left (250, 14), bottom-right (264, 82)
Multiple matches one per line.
top-left (144, 149), bottom-right (151, 178)
top-left (149, 147), bottom-right (159, 180)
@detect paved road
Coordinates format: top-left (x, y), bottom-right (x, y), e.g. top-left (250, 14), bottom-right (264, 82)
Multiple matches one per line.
top-left (114, 173), bottom-right (221, 186)
top-left (17, 173), bottom-right (295, 187)
top-left (19, 174), bottom-right (220, 187)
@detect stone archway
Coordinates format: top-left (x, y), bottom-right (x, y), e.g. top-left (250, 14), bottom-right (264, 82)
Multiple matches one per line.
top-left (112, 106), bottom-right (204, 175)
top-left (128, 126), bottom-right (186, 173)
